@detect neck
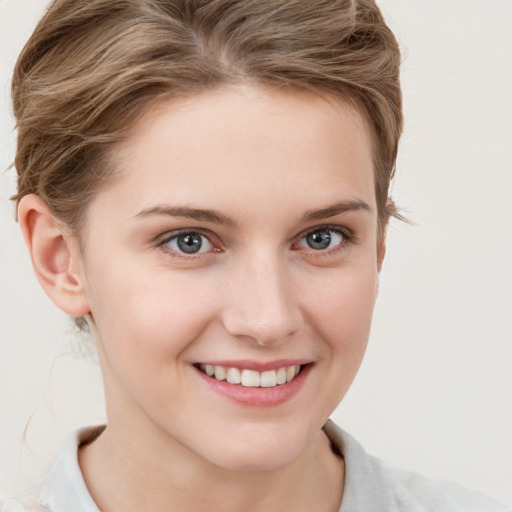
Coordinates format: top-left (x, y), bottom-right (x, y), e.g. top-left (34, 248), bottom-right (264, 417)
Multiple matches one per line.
top-left (78, 418), bottom-right (344, 512)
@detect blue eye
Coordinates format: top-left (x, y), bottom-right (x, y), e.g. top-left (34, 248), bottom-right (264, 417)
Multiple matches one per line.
top-left (297, 228), bottom-right (345, 251)
top-left (163, 231), bottom-right (213, 254)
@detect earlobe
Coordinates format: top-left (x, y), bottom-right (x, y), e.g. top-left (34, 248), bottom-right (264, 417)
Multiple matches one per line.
top-left (17, 194), bottom-right (90, 317)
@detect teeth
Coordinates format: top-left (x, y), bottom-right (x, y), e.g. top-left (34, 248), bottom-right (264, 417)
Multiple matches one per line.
top-left (214, 366), bottom-right (226, 381)
top-left (241, 369), bottom-right (260, 387)
top-left (260, 370), bottom-right (277, 387)
top-left (226, 367), bottom-right (241, 384)
top-left (199, 364), bottom-right (302, 387)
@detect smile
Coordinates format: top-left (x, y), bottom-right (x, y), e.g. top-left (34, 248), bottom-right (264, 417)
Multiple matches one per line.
top-left (197, 364), bottom-right (302, 388)
top-left (193, 360), bottom-right (312, 407)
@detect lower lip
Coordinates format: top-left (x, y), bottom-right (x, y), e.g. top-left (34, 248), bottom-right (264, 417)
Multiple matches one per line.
top-left (194, 364), bottom-right (312, 408)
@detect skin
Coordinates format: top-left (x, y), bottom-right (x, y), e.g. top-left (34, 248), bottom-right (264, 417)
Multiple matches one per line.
top-left (19, 84), bottom-right (385, 512)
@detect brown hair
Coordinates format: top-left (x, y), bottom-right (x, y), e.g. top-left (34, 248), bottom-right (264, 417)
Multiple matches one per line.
top-left (12, 0), bottom-right (402, 238)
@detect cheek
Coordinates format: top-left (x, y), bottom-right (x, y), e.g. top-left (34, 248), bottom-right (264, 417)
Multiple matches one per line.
top-left (291, 262), bottom-right (379, 423)
top-left (86, 263), bottom-right (219, 369)
top-left (308, 260), bottom-right (378, 329)
top-left (304, 261), bottom-right (378, 373)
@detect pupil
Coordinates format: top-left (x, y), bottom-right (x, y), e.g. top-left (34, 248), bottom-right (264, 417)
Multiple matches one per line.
top-left (307, 230), bottom-right (331, 250)
top-left (177, 233), bottom-right (202, 253)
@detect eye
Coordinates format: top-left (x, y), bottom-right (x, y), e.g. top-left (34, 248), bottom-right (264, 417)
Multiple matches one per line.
top-left (296, 227), bottom-right (345, 251)
top-left (161, 231), bottom-right (214, 255)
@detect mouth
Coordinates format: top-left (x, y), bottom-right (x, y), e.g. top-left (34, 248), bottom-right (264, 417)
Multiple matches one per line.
top-left (193, 361), bottom-right (312, 407)
top-left (195, 363), bottom-right (304, 388)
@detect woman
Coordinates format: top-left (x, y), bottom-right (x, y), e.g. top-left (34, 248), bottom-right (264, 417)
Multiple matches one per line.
top-left (1, 1), bottom-right (510, 511)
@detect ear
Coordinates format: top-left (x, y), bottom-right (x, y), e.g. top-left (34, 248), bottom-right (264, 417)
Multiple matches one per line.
top-left (17, 194), bottom-right (90, 317)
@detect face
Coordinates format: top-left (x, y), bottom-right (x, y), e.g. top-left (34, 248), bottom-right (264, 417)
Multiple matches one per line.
top-left (76, 85), bottom-right (383, 471)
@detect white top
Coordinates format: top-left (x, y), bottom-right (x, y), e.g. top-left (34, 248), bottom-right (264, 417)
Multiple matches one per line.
top-left (1, 421), bottom-right (510, 511)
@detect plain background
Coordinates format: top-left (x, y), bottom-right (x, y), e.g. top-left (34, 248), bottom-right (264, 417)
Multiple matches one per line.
top-left (1, 0), bottom-right (511, 504)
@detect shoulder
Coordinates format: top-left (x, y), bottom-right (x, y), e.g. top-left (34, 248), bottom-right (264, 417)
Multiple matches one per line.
top-left (323, 420), bottom-right (511, 512)
top-left (1, 425), bottom-right (105, 512)
top-left (379, 463), bottom-right (510, 512)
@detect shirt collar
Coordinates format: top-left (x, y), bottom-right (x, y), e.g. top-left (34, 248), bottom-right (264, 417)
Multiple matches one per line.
top-left (39, 426), bottom-right (105, 512)
top-left (323, 420), bottom-right (398, 511)
top-left (38, 421), bottom-right (390, 512)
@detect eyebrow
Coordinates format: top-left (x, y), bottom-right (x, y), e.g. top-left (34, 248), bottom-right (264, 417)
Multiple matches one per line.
top-left (134, 205), bottom-right (237, 227)
top-left (300, 199), bottom-right (371, 222)
top-left (134, 199), bottom-right (371, 226)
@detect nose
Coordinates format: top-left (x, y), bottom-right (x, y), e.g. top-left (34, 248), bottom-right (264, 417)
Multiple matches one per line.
top-left (220, 252), bottom-right (303, 346)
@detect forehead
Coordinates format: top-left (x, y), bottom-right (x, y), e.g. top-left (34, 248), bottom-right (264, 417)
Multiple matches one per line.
top-left (93, 85), bottom-right (376, 220)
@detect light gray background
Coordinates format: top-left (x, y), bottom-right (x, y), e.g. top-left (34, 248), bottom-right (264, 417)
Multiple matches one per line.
top-left (1, 0), bottom-right (511, 503)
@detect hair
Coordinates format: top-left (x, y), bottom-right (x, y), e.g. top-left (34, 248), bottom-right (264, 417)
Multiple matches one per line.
top-left (12, 0), bottom-right (402, 240)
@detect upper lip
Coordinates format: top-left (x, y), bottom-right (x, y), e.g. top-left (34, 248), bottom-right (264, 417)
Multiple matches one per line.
top-left (195, 359), bottom-right (312, 372)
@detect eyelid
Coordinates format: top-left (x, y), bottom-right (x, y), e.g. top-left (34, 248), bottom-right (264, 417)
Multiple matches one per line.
top-left (157, 228), bottom-right (221, 256)
top-left (154, 224), bottom-right (355, 259)
top-left (292, 224), bottom-right (355, 252)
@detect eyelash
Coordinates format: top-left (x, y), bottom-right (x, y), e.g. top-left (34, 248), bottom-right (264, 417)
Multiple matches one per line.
top-left (157, 225), bottom-right (355, 259)
top-left (294, 225), bottom-right (355, 258)
top-left (157, 228), bottom-right (217, 259)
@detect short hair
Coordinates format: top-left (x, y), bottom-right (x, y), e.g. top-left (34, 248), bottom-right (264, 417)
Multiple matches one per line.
top-left (12, 0), bottom-right (403, 237)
